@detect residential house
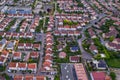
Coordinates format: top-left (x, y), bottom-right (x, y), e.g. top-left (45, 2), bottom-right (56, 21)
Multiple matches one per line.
top-left (13, 52), bottom-right (22, 60)
top-left (17, 62), bottom-right (27, 71)
top-left (8, 62), bottom-right (18, 71)
top-left (36, 76), bottom-right (46, 80)
top-left (19, 33), bottom-right (25, 38)
top-left (0, 56), bottom-right (6, 65)
top-left (30, 52), bottom-right (39, 59)
top-left (43, 61), bottom-right (52, 71)
top-left (69, 56), bottom-right (80, 62)
top-left (112, 38), bottom-right (120, 44)
top-left (5, 32), bottom-right (12, 39)
top-left (25, 75), bottom-right (34, 80)
top-left (74, 63), bottom-right (88, 80)
top-left (57, 37), bottom-right (65, 43)
top-left (46, 45), bottom-right (52, 51)
top-left (45, 50), bottom-right (53, 56)
top-left (44, 55), bottom-right (52, 63)
top-left (14, 75), bottom-right (24, 80)
top-left (93, 60), bottom-right (107, 70)
top-left (26, 33), bottom-right (33, 39)
top-left (59, 52), bottom-right (66, 58)
top-left (28, 63), bottom-right (37, 73)
top-left (0, 32), bottom-right (5, 37)
top-left (30, 16), bottom-right (40, 32)
top-left (1, 50), bottom-right (9, 58)
top-left (105, 42), bottom-right (120, 51)
top-left (33, 44), bottom-right (40, 50)
top-left (0, 51), bottom-right (8, 65)
top-left (66, 37), bottom-right (73, 42)
top-left (20, 21), bottom-right (28, 32)
top-left (54, 30), bottom-right (61, 36)
top-left (12, 33), bottom-right (19, 39)
top-left (25, 43), bottom-right (33, 50)
top-left (89, 44), bottom-right (98, 54)
top-left (0, 39), bottom-right (7, 51)
top-left (6, 41), bottom-right (16, 50)
top-left (88, 28), bottom-right (96, 38)
top-left (70, 46), bottom-right (79, 52)
top-left (90, 72), bottom-right (111, 80)
top-left (46, 40), bottom-right (53, 46)
top-left (18, 43), bottom-right (25, 50)
top-left (57, 44), bottom-right (64, 51)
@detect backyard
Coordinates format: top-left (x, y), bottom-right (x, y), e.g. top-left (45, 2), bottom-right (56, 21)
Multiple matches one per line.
top-left (106, 58), bottom-right (120, 68)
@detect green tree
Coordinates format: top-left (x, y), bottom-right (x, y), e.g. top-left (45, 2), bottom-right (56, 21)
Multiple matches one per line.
top-left (110, 72), bottom-right (116, 80)
top-left (14, 0), bottom-right (18, 3)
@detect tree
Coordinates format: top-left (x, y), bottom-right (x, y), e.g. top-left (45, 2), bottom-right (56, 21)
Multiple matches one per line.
top-left (109, 36), bottom-right (115, 42)
top-left (14, 0), bottom-right (18, 3)
top-left (77, 3), bottom-right (84, 7)
top-left (110, 72), bottom-right (116, 80)
top-left (95, 54), bottom-right (101, 60)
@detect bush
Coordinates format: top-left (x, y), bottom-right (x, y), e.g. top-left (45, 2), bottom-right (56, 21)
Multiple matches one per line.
top-left (2, 73), bottom-right (10, 80)
top-left (110, 72), bottom-right (116, 80)
top-left (54, 75), bottom-right (60, 80)
top-left (0, 66), bottom-right (6, 72)
top-left (109, 36), bottom-right (115, 42)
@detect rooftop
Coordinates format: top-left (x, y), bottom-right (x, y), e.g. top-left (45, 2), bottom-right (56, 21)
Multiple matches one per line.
top-left (74, 63), bottom-right (88, 80)
top-left (91, 72), bottom-right (106, 80)
top-left (61, 63), bottom-right (75, 80)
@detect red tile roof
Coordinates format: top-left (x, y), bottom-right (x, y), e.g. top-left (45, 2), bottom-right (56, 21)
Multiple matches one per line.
top-left (25, 75), bottom-right (34, 80)
top-left (43, 61), bottom-right (51, 67)
top-left (30, 52), bottom-right (39, 58)
top-left (1, 50), bottom-right (9, 57)
top-left (74, 63), bottom-right (88, 80)
top-left (18, 62), bottom-right (27, 68)
top-left (28, 63), bottom-right (37, 69)
top-left (14, 75), bottom-right (23, 80)
top-left (33, 44), bottom-right (40, 48)
top-left (45, 55), bottom-right (52, 60)
top-left (91, 72), bottom-right (106, 80)
top-left (18, 43), bottom-right (24, 46)
top-left (36, 76), bottom-right (45, 80)
top-left (70, 56), bottom-right (80, 62)
top-left (9, 62), bottom-right (17, 68)
top-left (13, 52), bottom-right (21, 57)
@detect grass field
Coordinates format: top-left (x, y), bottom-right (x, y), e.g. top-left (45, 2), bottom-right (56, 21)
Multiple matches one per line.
top-left (106, 58), bottom-right (120, 68)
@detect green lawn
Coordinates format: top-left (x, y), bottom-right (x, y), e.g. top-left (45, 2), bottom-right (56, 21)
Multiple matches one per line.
top-left (106, 58), bottom-right (120, 68)
top-left (0, 66), bottom-right (6, 72)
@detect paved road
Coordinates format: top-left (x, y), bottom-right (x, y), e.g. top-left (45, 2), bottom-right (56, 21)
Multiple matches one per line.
top-left (78, 39), bottom-right (93, 60)
top-left (78, 13), bottom-right (107, 60)
top-left (37, 33), bottom-right (45, 74)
